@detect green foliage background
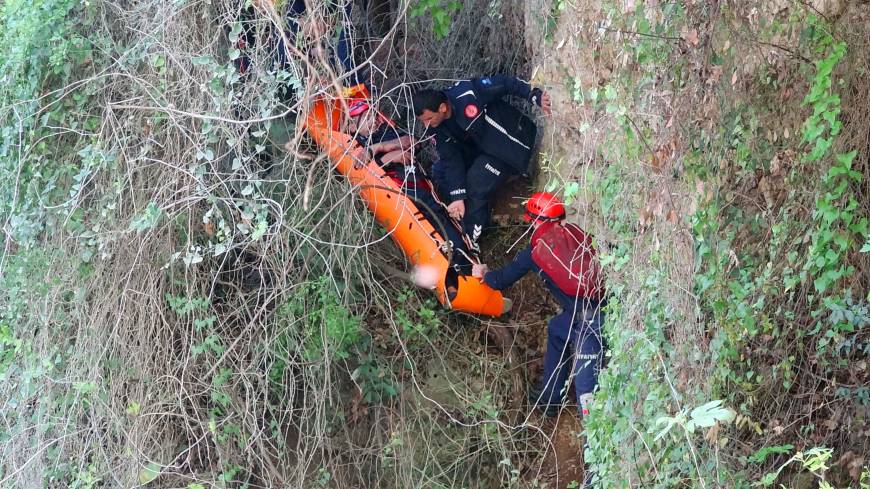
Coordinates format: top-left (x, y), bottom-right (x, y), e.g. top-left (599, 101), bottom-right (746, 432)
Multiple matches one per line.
top-left (0, 0), bottom-right (868, 488)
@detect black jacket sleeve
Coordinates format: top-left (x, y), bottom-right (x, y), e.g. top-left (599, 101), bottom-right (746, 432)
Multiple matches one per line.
top-left (430, 132), bottom-right (467, 202)
top-left (472, 75), bottom-right (544, 108)
top-left (482, 246), bottom-right (537, 290)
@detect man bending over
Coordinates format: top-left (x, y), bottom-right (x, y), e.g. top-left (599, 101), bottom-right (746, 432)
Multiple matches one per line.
top-left (411, 76), bottom-right (551, 251)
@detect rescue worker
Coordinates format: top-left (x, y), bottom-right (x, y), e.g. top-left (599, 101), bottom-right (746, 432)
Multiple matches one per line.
top-left (281, 0), bottom-right (355, 76)
top-left (241, 0), bottom-right (358, 84)
top-left (411, 76), bottom-right (551, 251)
top-left (472, 192), bottom-right (604, 418)
top-left (347, 100), bottom-right (473, 275)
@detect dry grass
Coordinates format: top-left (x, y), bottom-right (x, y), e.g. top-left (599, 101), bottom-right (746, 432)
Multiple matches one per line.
top-left (0, 0), bottom-right (574, 487)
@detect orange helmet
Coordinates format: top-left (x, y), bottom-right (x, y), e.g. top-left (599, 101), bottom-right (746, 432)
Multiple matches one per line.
top-left (524, 192), bottom-right (566, 222)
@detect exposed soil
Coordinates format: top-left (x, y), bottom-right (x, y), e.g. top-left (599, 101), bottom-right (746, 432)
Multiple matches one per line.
top-left (540, 411), bottom-right (587, 488)
top-left (490, 174), bottom-right (537, 224)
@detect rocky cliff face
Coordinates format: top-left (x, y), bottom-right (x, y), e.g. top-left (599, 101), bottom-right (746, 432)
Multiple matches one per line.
top-left (522, 0), bottom-right (870, 486)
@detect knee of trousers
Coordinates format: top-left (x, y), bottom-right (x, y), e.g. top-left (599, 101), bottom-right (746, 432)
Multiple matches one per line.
top-left (547, 312), bottom-right (572, 333)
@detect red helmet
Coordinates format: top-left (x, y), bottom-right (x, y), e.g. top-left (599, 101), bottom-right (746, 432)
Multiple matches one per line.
top-left (348, 100), bottom-right (370, 118)
top-left (524, 192), bottom-right (566, 222)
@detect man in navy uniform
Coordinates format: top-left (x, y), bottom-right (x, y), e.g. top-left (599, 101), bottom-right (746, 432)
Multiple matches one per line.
top-left (411, 76), bottom-right (551, 250)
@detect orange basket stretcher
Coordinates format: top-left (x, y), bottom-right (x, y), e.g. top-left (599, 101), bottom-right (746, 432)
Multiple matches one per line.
top-left (304, 86), bottom-right (511, 317)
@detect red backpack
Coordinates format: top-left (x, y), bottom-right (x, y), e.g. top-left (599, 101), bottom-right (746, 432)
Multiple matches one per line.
top-left (530, 222), bottom-right (604, 299)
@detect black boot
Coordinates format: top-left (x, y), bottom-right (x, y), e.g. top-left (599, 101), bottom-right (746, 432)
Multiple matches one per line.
top-left (527, 386), bottom-right (560, 417)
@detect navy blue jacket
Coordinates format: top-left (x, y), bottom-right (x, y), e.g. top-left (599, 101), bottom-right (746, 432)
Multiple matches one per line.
top-left (430, 76), bottom-right (543, 202)
top-left (483, 246), bottom-right (600, 316)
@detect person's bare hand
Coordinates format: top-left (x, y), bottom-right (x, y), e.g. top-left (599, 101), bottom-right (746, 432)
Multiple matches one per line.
top-left (303, 18), bottom-right (328, 38)
top-left (540, 91), bottom-right (552, 115)
top-left (251, 0), bottom-right (273, 11)
top-left (447, 200), bottom-right (465, 220)
top-left (309, 45), bottom-right (326, 60)
top-left (472, 263), bottom-right (489, 278)
top-left (351, 145), bottom-right (369, 169)
top-left (411, 265), bottom-right (439, 289)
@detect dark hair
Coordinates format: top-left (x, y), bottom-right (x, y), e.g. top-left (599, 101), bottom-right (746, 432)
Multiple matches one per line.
top-left (411, 89), bottom-right (447, 116)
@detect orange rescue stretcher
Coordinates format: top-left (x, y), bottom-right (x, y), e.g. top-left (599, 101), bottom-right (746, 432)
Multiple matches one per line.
top-left (304, 85), bottom-right (511, 317)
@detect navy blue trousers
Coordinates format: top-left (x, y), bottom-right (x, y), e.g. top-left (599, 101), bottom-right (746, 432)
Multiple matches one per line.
top-left (539, 306), bottom-right (604, 406)
top-left (462, 154), bottom-right (514, 246)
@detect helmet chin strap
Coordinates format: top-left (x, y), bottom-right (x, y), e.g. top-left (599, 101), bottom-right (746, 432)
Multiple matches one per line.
top-left (525, 211), bottom-right (564, 223)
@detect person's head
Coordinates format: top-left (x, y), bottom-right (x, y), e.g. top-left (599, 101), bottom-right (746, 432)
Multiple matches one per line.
top-left (524, 192), bottom-right (566, 227)
top-left (411, 89), bottom-right (451, 128)
top-left (347, 100), bottom-right (380, 136)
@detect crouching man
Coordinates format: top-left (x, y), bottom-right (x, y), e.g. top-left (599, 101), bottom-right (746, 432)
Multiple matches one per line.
top-left (472, 192), bottom-right (605, 418)
top-left (412, 75), bottom-right (551, 251)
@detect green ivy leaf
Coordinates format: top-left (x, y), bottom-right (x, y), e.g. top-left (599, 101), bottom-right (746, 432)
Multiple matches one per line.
top-left (129, 202), bottom-right (163, 232)
top-left (748, 444), bottom-right (794, 464)
top-left (689, 400), bottom-right (735, 429)
top-left (563, 181), bottom-right (580, 204)
top-left (126, 401), bottom-right (141, 416)
top-left (250, 219), bottom-right (267, 241)
top-left (653, 414), bottom-right (682, 441)
top-left (138, 462), bottom-right (162, 484)
top-left (757, 471), bottom-right (778, 486)
top-left (229, 22), bottom-right (242, 43)
top-left (191, 55), bottom-right (215, 66)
